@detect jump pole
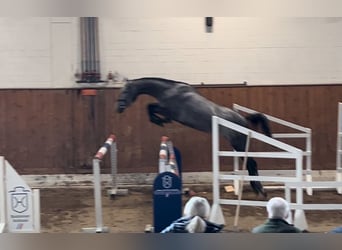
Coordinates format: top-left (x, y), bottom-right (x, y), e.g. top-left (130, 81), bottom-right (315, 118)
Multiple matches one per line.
top-left (337, 102), bottom-right (342, 194)
top-left (0, 157), bottom-right (6, 232)
top-left (233, 131), bottom-right (251, 231)
top-left (83, 134), bottom-right (116, 233)
top-left (158, 136), bottom-right (180, 176)
top-left (106, 136), bottom-right (128, 197)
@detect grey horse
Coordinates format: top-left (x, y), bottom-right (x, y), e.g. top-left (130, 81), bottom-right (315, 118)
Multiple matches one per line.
top-left (117, 77), bottom-right (272, 197)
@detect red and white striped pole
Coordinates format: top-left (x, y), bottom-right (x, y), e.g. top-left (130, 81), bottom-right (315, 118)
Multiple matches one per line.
top-left (94, 134), bottom-right (116, 160)
top-left (159, 136), bottom-right (169, 173)
top-left (158, 136), bottom-right (179, 176)
top-left (166, 140), bottom-right (179, 176)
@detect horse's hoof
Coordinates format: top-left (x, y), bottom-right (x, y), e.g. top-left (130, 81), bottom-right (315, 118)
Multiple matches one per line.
top-left (261, 191), bottom-right (268, 199)
top-left (257, 188), bottom-right (267, 199)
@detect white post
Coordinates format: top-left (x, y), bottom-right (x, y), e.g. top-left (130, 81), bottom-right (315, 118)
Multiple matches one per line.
top-left (295, 153), bottom-right (304, 209)
top-left (209, 116), bottom-right (225, 225)
top-left (233, 132), bottom-right (251, 229)
top-left (107, 137), bottom-right (128, 196)
top-left (211, 116), bottom-right (220, 209)
top-left (110, 141), bottom-right (117, 189)
top-left (305, 130), bottom-right (313, 195)
top-left (33, 189), bottom-right (41, 232)
top-left (294, 153), bottom-right (308, 231)
top-left (337, 103), bottom-right (342, 194)
top-left (82, 157), bottom-right (108, 233)
top-left (0, 157), bottom-right (6, 232)
top-left (93, 158), bottom-right (103, 232)
top-left (233, 154), bottom-right (239, 195)
top-left (232, 105), bottom-right (240, 195)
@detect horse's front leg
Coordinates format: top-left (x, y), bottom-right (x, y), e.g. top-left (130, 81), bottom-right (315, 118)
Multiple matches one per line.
top-left (147, 103), bottom-right (172, 126)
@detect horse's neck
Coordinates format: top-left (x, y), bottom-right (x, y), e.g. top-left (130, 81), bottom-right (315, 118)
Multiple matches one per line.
top-left (132, 78), bottom-right (172, 98)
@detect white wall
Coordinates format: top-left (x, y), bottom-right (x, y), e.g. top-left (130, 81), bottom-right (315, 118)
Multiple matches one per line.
top-left (0, 17), bottom-right (78, 89)
top-left (100, 17), bottom-right (342, 85)
top-left (0, 17), bottom-right (341, 88)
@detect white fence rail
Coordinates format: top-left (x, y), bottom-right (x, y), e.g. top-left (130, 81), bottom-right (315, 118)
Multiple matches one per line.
top-left (285, 181), bottom-right (342, 210)
top-left (209, 115), bottom-right (305, 228)
top-left (233, 103), bottom-right (313, 195)
top-left (336, 102), bottom-right (342, 194)
top-left (210, 103), bottom-right (342, 231)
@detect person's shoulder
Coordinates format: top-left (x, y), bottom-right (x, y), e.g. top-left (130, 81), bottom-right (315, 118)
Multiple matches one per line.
top-left (285, 222), bottom-right (302, 233)
top-left (251, 224), bottom-right (265, 233)
top-left (329, 226), bottom-right (342, 233)
top-left (204, 220), bottom-right (224, 233)
top-left (283, 224), bottom-right (302, 233)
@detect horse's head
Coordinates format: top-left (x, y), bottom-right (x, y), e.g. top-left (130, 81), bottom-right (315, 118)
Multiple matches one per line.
top-left (116, 80), bottom-right (137, 113)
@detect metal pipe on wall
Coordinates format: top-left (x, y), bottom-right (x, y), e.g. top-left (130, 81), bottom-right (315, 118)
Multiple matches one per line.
top-left (94, 18), bottom-right (101, 77)
top-left (88, 17), bottom-right (94, 73)
top-left (79, 17), bottom-right (101, 82)
top-left (80, 18), bottom-right (87, 76)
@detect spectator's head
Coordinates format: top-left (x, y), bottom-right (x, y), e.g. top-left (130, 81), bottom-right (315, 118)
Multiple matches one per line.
top-left (183, 196), bottom-right (211, 219)
top-left (266, 197), bottom-right (290, 220)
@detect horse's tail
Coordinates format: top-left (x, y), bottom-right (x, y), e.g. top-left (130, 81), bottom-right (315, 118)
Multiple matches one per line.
top-left (245, 113), bottom-right (272, 137)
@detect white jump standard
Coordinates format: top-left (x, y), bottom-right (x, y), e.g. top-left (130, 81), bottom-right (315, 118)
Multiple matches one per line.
top-left (336, 102), bottom-right (342, 194)
top-left (82, 134), bottom-right (127, 233)
top-left (233, 103), bottom-right (312, 195)
top-left (0, 156), bottom-right (40, 233)
top-left (211, 103), bottom-right (342, 231)
top-left (209, 115), bottom-right (306, 230)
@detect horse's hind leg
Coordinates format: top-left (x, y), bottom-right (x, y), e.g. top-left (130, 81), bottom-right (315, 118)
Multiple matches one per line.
top-left (246, 158), bottom-right (267, 197)
top-left (230, 134), bottom-right (267, 198)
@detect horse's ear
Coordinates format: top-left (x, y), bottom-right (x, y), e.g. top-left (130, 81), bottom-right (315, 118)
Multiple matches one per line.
top-left (113, 71), bottom-right (129, 84)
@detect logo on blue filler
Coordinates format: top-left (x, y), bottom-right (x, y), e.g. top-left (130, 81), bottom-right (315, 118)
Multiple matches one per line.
top-left (154, 173), bottom-right (181, 196)
top-left (162, 175), bottom-right (173, 189)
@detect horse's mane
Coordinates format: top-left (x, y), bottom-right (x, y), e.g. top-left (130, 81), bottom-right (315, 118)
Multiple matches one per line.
top-left (131, 77), bottom-right (191, 86)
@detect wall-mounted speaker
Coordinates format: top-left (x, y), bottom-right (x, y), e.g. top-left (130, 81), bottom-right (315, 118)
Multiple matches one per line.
top-left (206, 17), bottom-right (213, 27)
top-left (205, 17), bottom-right (213, 33)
